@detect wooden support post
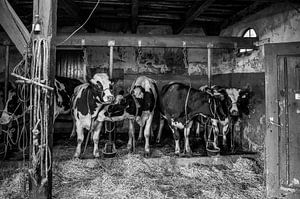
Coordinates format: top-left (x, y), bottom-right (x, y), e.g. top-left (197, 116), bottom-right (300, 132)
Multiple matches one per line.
top-left (207, 43), bottom-right (213, 87)
top-left (30, 0), bottom-right (57, 199)
top-left (4, 40), bottom-right (10, 102)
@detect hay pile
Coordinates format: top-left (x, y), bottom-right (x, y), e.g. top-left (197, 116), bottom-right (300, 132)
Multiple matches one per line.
top-left (0, 147), bottom-right (265, 199)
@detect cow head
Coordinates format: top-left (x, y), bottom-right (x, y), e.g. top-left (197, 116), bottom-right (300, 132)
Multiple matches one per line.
top-left (89, 73), bottom-right (114, 103)
top-left (237, 88), bottom-right (253, 116)
top-left (0, 88), bottom-right (23, 125)
top-left (225, 88), bottom-right (241, 116)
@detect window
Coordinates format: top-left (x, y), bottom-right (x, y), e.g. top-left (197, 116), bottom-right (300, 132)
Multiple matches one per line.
top-left (239, 28), bottom-right (257, 53)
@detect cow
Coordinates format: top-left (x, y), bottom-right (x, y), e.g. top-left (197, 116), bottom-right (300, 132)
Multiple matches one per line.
top-left (0, 77), bottom-right (83, 125)
top-left (95, 76), bottom-right (159, 157)
top-left (196, 85), bottom-right (253, 151)
top-left (71, 73), bottom-right (114, 158)
top-left (158, 82), bottom-right (227, 156)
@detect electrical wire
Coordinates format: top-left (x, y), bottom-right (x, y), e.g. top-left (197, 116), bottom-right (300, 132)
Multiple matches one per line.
top-left (57, 0), bottom-right (101, 46)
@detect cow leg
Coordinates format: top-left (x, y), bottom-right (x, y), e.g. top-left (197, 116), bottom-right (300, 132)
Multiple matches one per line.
top-left (184, 121), bottom-right (193, 157)
top-left (137, 124), bottom-right (144, 143)
top-left (156, 117), bottom-right (164, 143)
top-left (74, 125), bottom-right (84, 158)
top-left (92, 121), bottom-right (103, 158)
top-left (144, 113), bottom-right (153, 157)
top-left (171, 126), bottom-right (180, 156)
top-left (211, 119), bottom-right (219, 150)
top-left (196, 121), bottom-right (200, 137)
top-left (127, 119), bottom-right (136, 152)
top-left (221, 118), bottom-right (230, 147)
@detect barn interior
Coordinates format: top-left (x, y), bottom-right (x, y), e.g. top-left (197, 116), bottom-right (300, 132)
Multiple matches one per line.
top-left (0, 0), bottom-right (300, 198)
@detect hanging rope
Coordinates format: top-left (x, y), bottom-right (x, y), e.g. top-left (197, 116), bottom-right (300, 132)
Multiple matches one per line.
top-left (29, 37), bottom-right (52, 189)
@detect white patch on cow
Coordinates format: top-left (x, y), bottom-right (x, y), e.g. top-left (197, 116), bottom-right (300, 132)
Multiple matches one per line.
top-left (90, 73), bottom-right (114, 103)
top-left (211, 119), bottom-right (219, 134)
top-left (132, 87), bottom-right (144, 99)
top-left (171, 118), bottom-right (184, 129)
top-left (0, 91), bottom-right (15, 124)
top-left (114, 94), bottom-right (124, 104)
top-left (130, 76), bottom-right (156, 94)
top-left (226, 88), bottom-right (241, 114)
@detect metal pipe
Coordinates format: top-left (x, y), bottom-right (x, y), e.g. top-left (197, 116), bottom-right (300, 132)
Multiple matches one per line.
top-left (108, 40), bottom-right (115, 79)
top-left (207, 43), bottom-right (213, 87)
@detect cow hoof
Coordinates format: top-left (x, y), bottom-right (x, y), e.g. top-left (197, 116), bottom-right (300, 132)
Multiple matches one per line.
top-left (174, 151), bottom-right (180, 157)
top-left (74, 153), bottom-right (81, 159)
top-left (144, 151), bottom-right (150, 158)
top-left (185, 151), bottom-right (193, 158)
top-left (156, 138), bottom-right (161, 144)
top-left (94, 152), bottom-right (100, 158)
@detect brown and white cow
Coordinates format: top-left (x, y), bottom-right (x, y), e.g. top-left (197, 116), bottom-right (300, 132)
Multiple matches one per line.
top-left (71, 73), bottom-right (114, 158)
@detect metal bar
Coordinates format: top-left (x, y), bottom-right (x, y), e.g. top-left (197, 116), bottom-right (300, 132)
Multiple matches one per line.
top-left (207, 43), bottom-right (213, 87)
top-left (108, 40), bottom-right (115, 79)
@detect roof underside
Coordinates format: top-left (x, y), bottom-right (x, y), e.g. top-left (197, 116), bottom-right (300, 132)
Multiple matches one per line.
top-left (4, 0), bottom-right (292, 35)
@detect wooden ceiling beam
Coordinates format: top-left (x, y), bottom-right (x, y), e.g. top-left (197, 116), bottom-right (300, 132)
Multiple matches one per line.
top-left (221, 1), bottom-right (267, 29)
top-left (173, 0), bottom-right (216, 34)
top-left (131, 0), bottom-right (138, 33)
top-left (0, 0), bottom-right (29, 54)
top-left (55, 33), bottom-right (258, 49)
top-left (59, 0), bottom-right (81, 21)
top-left (59, 0), bottom-right (95, 32)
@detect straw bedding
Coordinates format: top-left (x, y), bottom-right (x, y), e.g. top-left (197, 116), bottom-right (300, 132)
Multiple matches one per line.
top-left (0, 146), bottom-right (265, 199)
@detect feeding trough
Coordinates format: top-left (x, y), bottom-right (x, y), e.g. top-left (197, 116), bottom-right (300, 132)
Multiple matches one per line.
top-left (206, 141), bottom-right (220, 156)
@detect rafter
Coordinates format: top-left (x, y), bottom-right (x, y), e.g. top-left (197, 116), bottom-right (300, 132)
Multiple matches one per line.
top-left (131, 0), bottom-right (138, 33)
top-left (221, 1), bottom-right (268, 29)
top-left (0, 0), bottom-right (29, 54)
top-left (173, 0), bottom-right (215, 34)
top-left (59, 0), bottom-right (95, 32)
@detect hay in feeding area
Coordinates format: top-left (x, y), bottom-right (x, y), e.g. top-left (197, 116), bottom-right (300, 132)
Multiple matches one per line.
top-left (0, 145), bottom-right (266, 199)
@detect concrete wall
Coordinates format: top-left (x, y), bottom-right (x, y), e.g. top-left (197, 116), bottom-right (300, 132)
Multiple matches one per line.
top-left (219, 3), bottom-right (300, 152)
top-left (220, 3), bottom-right (300, 43)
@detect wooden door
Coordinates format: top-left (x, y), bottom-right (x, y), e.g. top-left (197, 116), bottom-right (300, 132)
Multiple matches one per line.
top-left (265, 42), bottom-right (300, 198)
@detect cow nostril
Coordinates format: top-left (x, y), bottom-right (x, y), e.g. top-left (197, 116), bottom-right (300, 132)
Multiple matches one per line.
top-left (231, 110), bottom-right (238, 116)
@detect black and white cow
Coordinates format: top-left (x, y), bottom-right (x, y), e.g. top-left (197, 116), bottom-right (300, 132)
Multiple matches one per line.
top-left (196, 85), bottom-right (253, 151)
top-left (158, 82), bottom-right (227, 156)
top-left (0, 77), bottom-right (82, 125)
top-left (71, 73), bottom-right (114, 158)
top-left (95, 76), bottom-right (159, 157)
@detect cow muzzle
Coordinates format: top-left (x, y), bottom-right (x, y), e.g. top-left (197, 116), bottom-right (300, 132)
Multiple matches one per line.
top-left (230, 110), bottom-right (239, 116)
top-left (103, 95), bottom-right (115, 103)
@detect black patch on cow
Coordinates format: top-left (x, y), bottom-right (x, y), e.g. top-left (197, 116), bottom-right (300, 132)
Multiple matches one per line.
top-left (160, 82), bottom-right (226, 124)
top-left (104, 94), bottom-right (139, 117)
top-left (55, 77), bottom-right (82, 111)
top-left (75, 86), bottom-right (100, 116)
top-left (55, 76), bottom-right (82, 96)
